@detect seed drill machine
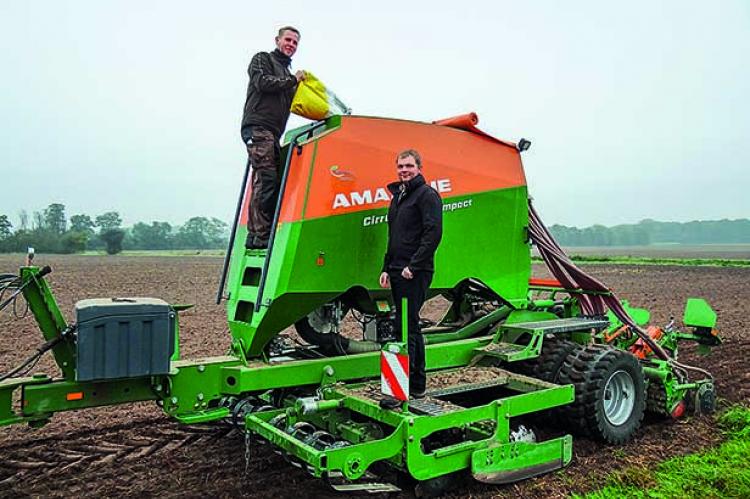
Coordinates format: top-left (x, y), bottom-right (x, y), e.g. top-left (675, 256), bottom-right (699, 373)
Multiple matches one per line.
top-left (0, 113), bottom-right (721, 495)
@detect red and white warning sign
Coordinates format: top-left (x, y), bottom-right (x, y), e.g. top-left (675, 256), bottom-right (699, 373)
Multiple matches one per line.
top-left (381, 348), bottom-right (409, 402)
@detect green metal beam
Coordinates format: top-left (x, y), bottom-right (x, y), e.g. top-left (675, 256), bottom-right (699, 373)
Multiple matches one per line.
top-left (244, 374), bottom-right (574, 482)
top-left (221, 336), bottom-right (493, 394)
top-left (19, 377), bottom-right (157, 423)
top-left (20, 267), bottom-right (76, 380)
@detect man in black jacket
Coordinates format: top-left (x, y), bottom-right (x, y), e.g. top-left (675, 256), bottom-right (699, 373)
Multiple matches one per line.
top-left (379, 149), bottom-right (443, 399)
top-left (241, 26), bottom-right (306, 249)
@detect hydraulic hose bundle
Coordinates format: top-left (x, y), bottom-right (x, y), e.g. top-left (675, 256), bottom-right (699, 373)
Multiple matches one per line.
top-left (1, 273), bottom-right (31, 319)
top-left (0, 266), bottom-right (70, 382)
top-left (527, 200), bottom-right (712, 383)
top-left (0, 266), bottom-right (51, 315)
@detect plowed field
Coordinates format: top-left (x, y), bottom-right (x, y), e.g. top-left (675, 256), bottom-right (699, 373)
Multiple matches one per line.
top-left (0, 255), bottom-right (747, 498)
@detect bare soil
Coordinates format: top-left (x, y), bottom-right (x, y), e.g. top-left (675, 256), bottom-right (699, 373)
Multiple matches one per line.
top-left (0, 255), bottom-right (747, 498)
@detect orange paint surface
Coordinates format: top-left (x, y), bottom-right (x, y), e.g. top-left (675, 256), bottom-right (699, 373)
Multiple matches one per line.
top-left (528, 278), bottom-right (564, 288)
top-left (240, 115), bottom-right (527, 225)
top-left (238, 133), bottom-right (318, 227)
top-left (433, 112), bottom-right (479, 128)
top-left (433, 112), bottom-right (518, 148)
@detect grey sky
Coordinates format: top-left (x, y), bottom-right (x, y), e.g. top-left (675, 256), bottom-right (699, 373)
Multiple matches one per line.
top-left (1, 1), bottom-right (748, 228)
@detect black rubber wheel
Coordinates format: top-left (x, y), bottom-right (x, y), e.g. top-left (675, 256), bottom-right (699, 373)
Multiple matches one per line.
top-left (698, 384), bottom-right (716, 414)
top-left (514, 338), bottom-right (583, 424)
top-left (686, 383), bottom-right (716, 415)
top-left (558, 345), bottom-right (646, 445)
top-left (516, 337), bottom-right (581, 383)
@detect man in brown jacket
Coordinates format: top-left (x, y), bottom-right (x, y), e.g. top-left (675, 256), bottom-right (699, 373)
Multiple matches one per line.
top-left (240, 26), bottom-right (306, 249)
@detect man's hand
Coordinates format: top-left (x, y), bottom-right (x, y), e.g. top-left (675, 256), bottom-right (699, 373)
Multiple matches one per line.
top-left (379, 272), bottom-right (390, 288)
top-left (295, 70), bottom-right (306, 82)
top-left (401, 266), bottom-right (413, 280)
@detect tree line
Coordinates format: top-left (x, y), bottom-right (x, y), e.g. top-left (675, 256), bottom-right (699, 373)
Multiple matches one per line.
top-left (549, 218), bottom-right (750, 246)
top-left (2, 204), bottom-right (746, 253)
top-left (0, 203), bottom-right (228, 254)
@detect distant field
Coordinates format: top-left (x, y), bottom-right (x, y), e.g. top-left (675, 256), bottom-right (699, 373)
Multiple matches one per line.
top-left (82, 249), bottom-right (226, 257)
top-left (4, 244), bottom-right (749, 263)
top-left (552, 244), bottom-right (750, 260)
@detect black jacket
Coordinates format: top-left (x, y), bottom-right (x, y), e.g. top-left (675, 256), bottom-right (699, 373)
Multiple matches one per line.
top-left (383, 174), bottom-right (443, 273)
top-left (240, 49), bottom-right (297, 142)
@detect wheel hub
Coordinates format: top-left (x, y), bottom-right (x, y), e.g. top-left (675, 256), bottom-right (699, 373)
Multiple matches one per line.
top-left (603, 369), bottom-right (635, 426)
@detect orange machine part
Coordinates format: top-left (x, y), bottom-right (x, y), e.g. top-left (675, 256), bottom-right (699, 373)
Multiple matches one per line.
top-left (280, 116), bottom-right (526, 223)
top-left (239, 115), bottom-right (526, 226)
top-left (433, 112), bottom-right (517, 148)
top-left (629, 325), bottom-right (664, 359)
top-left (528, 278), bottom-right (564, 288)
top-left (238, 138), bottom-right (318, 227)
top-left (604, 325), bottom-right (629, 343)
top-left (433, 112), bottom-right (479, 129)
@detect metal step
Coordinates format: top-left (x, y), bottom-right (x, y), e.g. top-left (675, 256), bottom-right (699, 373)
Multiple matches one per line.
top-left (328, 482), bottom-right (401, 493)
top-left (409, 378), bottom-right (513, 416)
top-left (410, 369), bottom-right (514, 416)
top-left (505, 317), bottom-right (609, 334)
top-left (408, 397), bottom-right (465, 416)
top-left (479, 342), bottom-right (527, 356)
top-left (326, 472), bottom-right (401, 493)
top-left (244, 248), bottom-right (267, 256)
top-left (471, 341), bottom-right (532, 363)
top-left (429, 378), bottom-right (510, 398)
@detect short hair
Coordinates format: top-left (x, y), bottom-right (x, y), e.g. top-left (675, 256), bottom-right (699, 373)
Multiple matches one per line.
top-left (396, 149), bottom-right (422, 168)
top-left (277, 26), bottom-right (301, 39)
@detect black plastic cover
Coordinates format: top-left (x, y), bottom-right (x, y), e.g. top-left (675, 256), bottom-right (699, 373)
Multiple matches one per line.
top-left (75, 298), bottom-right (175, 381)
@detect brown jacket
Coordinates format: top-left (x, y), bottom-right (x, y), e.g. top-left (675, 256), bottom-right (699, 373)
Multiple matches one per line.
top-left (240, 49), bottom-right (297, 142)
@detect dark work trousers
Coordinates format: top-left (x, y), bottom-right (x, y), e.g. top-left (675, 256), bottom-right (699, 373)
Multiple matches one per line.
top-left (246, 126), bottom-right (281, 244)
top-left (388, 270), bottom-right (433, 393)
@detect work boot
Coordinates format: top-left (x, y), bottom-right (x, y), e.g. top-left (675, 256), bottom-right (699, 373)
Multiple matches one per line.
top-left (410, 387), bottom-right (426, 399)
top-left (252, 236), bottom-right (269, 249)
top-left (379, 397), bottom-right (402, 410)
top-left (244, 234), bottom-right (255, 249)
top-left (245, 235), bottom-right (268, 250)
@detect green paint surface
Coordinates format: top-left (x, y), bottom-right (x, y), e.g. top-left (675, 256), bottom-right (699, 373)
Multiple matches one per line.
top-left (227, 186), bottom-right (530, 357)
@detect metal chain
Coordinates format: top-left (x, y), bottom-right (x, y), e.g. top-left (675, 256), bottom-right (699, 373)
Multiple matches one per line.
top-left (244, 429), bottom-right (252, 475)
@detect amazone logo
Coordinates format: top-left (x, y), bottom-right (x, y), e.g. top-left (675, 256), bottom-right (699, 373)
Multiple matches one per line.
top-left (329, 165), bottom-right (355, 181)
top-left (332, 179), bottom-right (453, 209)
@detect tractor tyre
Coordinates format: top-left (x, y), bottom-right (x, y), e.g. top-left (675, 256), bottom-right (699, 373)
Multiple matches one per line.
top-left (516, 337), bottom-right (581, 383)
top-left (558, 345), bottom-right (646, 445)
top-left (514, 338), bottom-right (583, 424)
